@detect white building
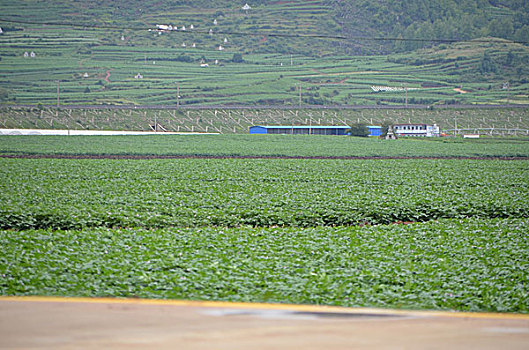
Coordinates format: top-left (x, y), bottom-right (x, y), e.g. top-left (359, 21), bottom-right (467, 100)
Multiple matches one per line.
top-left (213, 19), bottom-right (218, 25)
top-left (218, 45), bottom-right (224, 51)
top-left (135, 73), bottom-right (143, 79)
top-left (393, 124), bottom-right (440, 137)
top-left (242, 4), bottom-right (251, 10)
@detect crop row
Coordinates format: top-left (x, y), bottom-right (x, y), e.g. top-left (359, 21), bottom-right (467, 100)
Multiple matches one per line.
top-left (0, 158), bottom-right (528, 230)
top-left (1, 135), bottom-right (529, 158)
top-left (1, 218), bottom-right (527, 312)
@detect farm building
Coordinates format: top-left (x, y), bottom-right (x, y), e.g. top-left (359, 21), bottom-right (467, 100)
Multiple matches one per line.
top-left (249, 125), bottom-right (349, 135)
top-left (367, 126), bottom-right (382, 137)
top-left (394, 124), bottom-right (440, 137)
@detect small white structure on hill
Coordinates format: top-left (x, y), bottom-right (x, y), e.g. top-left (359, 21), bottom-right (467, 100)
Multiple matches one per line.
top-left (182, 42), bottom-right (186, 47)
top-left (83, 72), bottom-right (89, 78)
top-left (192, 43), bottom-right (196, 48)
top-left (181, 25), bottom-right (186, 31)
top-left (0, 27), bottom-right (3, 34)
top-left (190, 24), bottom-right (194, 29)
top-left (30, 51), bottom-right (36, 58)
top-left (218, 45), bottom-right (224, 51)
top-left (393, 124), bottom-right (440, 137)
top-left (224, 37), bottom-right (228, 43)
top-left (242, 4), bottom-right (251, 10)
top-left (135, 73), bottom-right (143, 79)
top-left (200, 63), bottom-right (209, 68)
top-left (209, 29), bottom-right (213, 35)
top-left (213, 19), bottom-right (218, 25)
top-left (23, 51), bottom-right (29, 57)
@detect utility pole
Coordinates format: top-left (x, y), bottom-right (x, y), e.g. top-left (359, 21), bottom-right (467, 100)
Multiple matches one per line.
top-left (56, 80), bottom-right (60, 108)
top-left (298, 83), bottom-right (302, 107)
top-left (405, 83), bottom-right (408, 108)
top-left (177, 83), bottom-right (180, 108)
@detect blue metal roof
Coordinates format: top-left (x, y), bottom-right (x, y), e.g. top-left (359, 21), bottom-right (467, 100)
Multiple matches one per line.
top-left (254, 125), bottom-right (350, 129)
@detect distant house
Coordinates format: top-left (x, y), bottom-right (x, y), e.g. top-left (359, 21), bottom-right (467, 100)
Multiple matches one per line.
top-left (182, 42), bottom-right (186, 47)
top-left (218, 45), bottom-right (224, 51)
top-left (83, 72), bottom-right (89, 78)
top-left (215, 59), bottom-right (219, 65)
top-left (181, 25), bottom-right (186, 31)
top-left (209, 29), bottom-right (213, 35)
top-left (213, 19), bottom-right (218, 25)
top-left (30, 51), bottom-right (36, 58)
top-left (135, 73), bottom-right (143, 79)
top-left (190, 24), bottom-right (194, 29)
top-left (23, 51), bottom-right (29, 57)
top-left (242, 4), bottom-right (251, 10)
top-left (200, 63), bottom-right (209, 68)
top-left (192, 43), bottom-right (196, 48)
top-left (0, 27), bottom-right (3, 34)
top-left (393, 124), bottom-right (440, 137)
top-left (224, 37), bottom-right (228, 43)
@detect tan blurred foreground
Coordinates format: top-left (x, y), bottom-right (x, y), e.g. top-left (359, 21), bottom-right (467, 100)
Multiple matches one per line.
top-left (1, 296), bottom-right (528, 350)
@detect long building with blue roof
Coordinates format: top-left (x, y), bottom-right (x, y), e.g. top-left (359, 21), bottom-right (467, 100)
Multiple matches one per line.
top-left (249, 125), bottom-right (382, 136)
top-left (249, 125), bottom-right (350, 135)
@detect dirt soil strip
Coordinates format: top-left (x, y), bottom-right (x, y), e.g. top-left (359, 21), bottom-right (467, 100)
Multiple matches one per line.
top-left (1, 154), bottom-right (529, 160)
top-left (1, 296), bottom-right (528, 350)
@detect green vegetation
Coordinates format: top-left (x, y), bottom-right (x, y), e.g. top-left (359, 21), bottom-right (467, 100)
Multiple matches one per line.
top-left (347, 124), bottom-right (369, 137)
top-left (0, 157), bottom-right (528, 229)
top-left (1, 219), bottom-right (527, 312)
top-left (1, 135), bottom-right (529, 158)
top-left (1, 107), bottom-right (529, 135)
top-left (1, 0), bottom-right (528, 312)
top-left (0, 135), bottom-right (528, 312)
top-left (0, 1), bottom-right (527, 106)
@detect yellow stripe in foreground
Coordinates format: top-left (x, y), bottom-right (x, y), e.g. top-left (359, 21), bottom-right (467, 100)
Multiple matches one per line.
top-left (1, 296), bottom-right (528, 320)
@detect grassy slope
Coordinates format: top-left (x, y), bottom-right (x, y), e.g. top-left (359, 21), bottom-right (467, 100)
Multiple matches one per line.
top-left (0, 1), bottom-right (528, 106)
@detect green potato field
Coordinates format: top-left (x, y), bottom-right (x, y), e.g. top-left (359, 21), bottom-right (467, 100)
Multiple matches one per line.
top-left (0, 135), bottom-right (528, 313)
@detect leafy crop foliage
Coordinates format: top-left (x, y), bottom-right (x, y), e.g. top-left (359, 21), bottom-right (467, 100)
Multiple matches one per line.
top-left (1, 135), bottom-right (529, 158)
top-left (1, 135), bottom-right (528, 312)
top-left (1, 219), bottom-right (527, 312)
top-left (0, 158), bottom-right (528, 229)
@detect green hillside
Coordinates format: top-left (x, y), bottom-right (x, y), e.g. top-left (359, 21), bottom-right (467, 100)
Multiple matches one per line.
top-left (0, 0), bottom-right (528, 106)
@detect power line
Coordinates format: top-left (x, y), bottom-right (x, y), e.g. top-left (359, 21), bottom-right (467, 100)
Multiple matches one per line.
top-left (0, 17), bottom-right (527, 45)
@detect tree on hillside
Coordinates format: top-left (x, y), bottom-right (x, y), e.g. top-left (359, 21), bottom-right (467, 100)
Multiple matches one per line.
top-left (232, 53), bottom-right (244, 63)
top-left (347, 123), bottom-right (369, 137)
